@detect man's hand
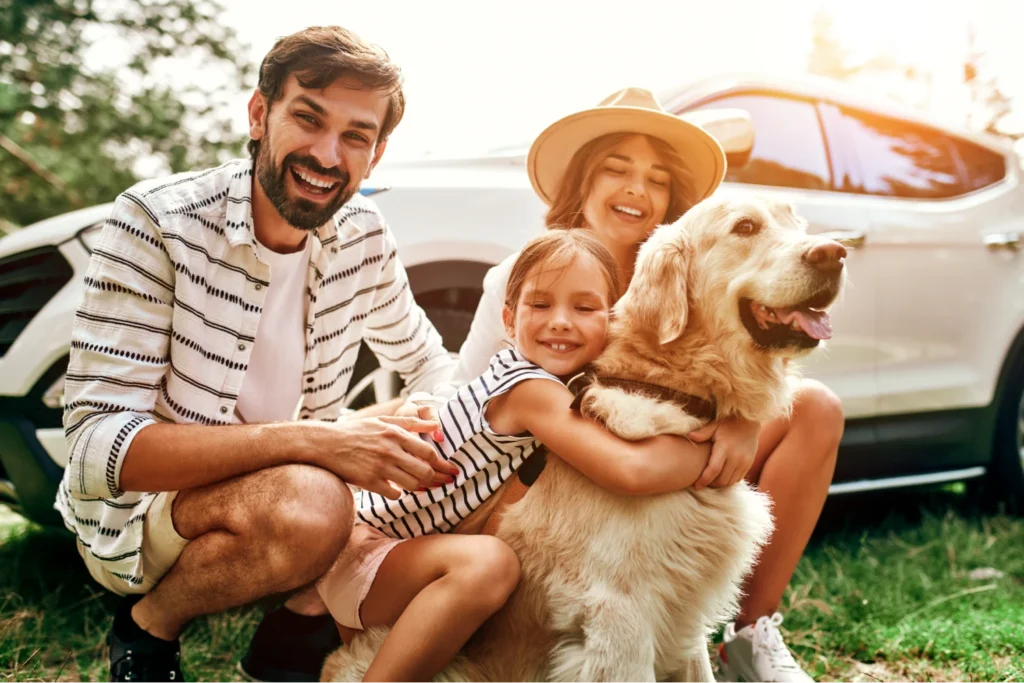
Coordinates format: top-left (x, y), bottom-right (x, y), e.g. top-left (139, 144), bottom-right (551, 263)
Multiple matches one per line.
top-left (305, 416), bottom-right (459, 499)
top-left (689, 415), bottom-right (760, 490)
top-left (395, 401), bottom-right (452, 491)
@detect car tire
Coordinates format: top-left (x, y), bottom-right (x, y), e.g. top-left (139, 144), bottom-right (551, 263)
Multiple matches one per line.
top-left (989, 358), bottom-right (1024, 514)
top-left (344, 307), bottom-right (476, 411)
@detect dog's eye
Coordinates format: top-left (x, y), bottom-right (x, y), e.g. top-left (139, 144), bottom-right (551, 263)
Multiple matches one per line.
top-left (732, 218), bottom-right (760, 236)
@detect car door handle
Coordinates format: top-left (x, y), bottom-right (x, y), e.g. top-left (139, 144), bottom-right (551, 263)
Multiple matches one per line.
top-left (818, 230), bottom-right (867, 248)
top-left (984, 232), bottom-right (1020, 251)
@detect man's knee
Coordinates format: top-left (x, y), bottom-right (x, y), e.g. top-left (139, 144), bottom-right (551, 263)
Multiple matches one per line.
top-left (793, 379), bottom-right (845, 452)
top-left (226, 464), bottom-right (353, 569)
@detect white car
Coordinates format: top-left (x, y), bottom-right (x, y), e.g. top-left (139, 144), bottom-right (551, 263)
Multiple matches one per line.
top-left (1, 73), bottom-right (1021, 525)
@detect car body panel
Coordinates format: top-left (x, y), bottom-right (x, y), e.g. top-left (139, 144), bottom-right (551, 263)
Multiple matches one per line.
top-left (1, 72), bottom-right (1022, 524)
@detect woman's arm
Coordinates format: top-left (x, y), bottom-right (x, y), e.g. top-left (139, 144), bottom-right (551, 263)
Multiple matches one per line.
top-left (498, 379), bottom-right (712, 496)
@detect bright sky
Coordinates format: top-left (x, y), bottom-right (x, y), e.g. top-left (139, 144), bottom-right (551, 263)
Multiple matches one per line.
top-left (127, 0), bottom-right (1024, 161)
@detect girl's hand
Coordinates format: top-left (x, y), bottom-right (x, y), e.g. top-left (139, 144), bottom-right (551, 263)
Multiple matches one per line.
top-left (398, 393), bottom-right (445, 444)
top-left (398, 394), bottom-right (454, 489)
top-left (689, 415), bottom-right (760, 489)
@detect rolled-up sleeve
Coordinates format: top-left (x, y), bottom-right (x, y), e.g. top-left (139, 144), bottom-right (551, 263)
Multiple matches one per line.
top-left (63, 192), bottom-right (174, 499)
top-left (362, 226), bottom-right (455, 396)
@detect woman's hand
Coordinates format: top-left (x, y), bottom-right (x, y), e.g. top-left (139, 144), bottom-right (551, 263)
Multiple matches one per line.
top-left (689, 415), bottom-right (760, 489)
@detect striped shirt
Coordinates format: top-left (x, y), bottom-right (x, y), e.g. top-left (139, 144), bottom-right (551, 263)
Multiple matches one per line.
top-left (357, 349), bottom-right (561, 539)
top-left (56, 158), bottom-right (454, 585)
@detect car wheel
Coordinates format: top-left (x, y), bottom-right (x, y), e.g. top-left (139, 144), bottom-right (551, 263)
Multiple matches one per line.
top-left (344, 307), bottom-right (476, 411)
top-left (990, 360), bottom-right (1024, 513)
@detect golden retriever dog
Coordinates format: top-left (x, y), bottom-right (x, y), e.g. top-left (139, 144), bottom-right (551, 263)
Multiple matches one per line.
top-left (321, 195), bottom-right (847, 682)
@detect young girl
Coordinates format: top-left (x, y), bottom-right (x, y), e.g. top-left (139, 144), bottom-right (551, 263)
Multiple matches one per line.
top-left (316, 229), bottom-right (713, 681)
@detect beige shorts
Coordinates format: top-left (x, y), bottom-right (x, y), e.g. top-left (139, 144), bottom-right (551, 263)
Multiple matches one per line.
top-left (76, 491), bottom-right (189, 596)
top-left (316, 523), bottom-right (404, 630)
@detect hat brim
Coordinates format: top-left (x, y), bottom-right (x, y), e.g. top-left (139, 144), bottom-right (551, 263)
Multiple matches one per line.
top-left (527, 107), bottom-right (727, 207)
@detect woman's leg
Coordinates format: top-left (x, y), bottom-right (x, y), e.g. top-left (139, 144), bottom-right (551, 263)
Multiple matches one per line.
top-left (736, 379), bottom-right (843, 626)
top-left (359, 534), bottom-right (521, 682)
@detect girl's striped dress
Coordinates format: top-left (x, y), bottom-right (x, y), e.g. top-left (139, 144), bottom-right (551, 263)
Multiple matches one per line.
top-left (357, 348), bottom-right (561, 539)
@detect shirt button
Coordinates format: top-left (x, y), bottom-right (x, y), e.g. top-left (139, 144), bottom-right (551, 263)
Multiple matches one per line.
top-left (219, 406), bottom-right (228, 414)
top-left (254, 283), bottom-right (263, 291)
top-left (238, 343), bottom-right (246, 351)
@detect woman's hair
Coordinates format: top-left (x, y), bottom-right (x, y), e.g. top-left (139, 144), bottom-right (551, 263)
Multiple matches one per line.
top-left (505, 229), bottom-right (622, 313)
top-left (544, 132), bottom-right (698, 229)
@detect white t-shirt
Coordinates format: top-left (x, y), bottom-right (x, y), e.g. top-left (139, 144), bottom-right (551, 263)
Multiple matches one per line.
top-left (235, 237), bottom-right (312, 423)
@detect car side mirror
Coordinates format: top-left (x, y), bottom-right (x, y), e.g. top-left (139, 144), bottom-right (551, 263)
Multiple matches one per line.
top-left (680, 108), bottom-right (755, 170)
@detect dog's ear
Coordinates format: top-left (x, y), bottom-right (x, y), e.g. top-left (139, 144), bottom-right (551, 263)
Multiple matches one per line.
top-left (623, 229), bottom-right (693, 345)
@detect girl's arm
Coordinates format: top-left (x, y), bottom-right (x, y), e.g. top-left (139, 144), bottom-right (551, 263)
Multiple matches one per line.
top-left (494, 378), bottom-right (713, 496)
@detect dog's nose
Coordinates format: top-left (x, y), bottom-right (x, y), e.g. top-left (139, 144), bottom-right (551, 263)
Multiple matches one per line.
top-left (803, 241), bottom-right (847, 273)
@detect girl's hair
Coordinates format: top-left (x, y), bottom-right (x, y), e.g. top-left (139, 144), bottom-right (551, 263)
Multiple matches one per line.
top-left (544, 132), bottom-right (698, 230)
top-left (505, 229), bottom-right (622, 312)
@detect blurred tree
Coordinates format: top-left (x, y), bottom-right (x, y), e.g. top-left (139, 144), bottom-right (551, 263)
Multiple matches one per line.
top-left (0, 0), bottom-right (253, 228)
top-left (963, 24), bottom-right (1021, 143)
top-left (807, 10), bottom-right (909, 96)
top-left (807, 10), bottom-right (857, 81)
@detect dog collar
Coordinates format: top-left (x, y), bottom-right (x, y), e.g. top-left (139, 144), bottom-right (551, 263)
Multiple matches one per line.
top-left (567, 368), bottom-right (717, 422)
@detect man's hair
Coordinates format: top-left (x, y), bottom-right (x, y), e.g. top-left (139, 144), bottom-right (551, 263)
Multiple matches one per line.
top-left (248, 26), bottom-right (406, 159)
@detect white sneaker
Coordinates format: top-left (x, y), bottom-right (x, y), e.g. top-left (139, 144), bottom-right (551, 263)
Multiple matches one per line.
top-left (718, 612), bottom-right (814, 682)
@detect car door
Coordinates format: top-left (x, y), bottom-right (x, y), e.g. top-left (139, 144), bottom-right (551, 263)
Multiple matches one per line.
top-left (822, 105), bottom-right (1023, 441)
top-left (681, 93), bottom-right (879, 423)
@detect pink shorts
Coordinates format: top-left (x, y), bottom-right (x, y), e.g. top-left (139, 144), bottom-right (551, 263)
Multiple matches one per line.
top-left (316, 523), bottom-right (404, 630)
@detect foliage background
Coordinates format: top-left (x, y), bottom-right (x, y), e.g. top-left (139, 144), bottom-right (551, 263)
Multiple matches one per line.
top-left (0, 0), bottom-right (252, 230)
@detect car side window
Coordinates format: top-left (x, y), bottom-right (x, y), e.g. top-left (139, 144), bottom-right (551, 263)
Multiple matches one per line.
top-left (688, 94), bottom-right (832, 191)
top-left (834, 108), bottom-right (965, 199)
top-left (950, 136), bottom-right (1006, 192)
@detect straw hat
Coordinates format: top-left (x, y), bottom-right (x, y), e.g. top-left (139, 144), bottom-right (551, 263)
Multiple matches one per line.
top-left (527, 87), bottom-right (727, 206)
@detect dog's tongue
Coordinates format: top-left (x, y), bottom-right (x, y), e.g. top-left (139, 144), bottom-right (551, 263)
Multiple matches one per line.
top-left (774, 306), bottom-right (833, 340)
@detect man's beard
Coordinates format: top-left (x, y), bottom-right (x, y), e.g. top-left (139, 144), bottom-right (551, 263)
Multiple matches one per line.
top-left (255, 133), bottom-right (356, 231)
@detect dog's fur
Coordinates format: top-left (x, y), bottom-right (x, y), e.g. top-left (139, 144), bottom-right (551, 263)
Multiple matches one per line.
top-left (322, 195), bottom-right (845, 682)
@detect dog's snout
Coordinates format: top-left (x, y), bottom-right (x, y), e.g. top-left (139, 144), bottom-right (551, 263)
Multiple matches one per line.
top-left (803, 241), bottom-right (847, 273)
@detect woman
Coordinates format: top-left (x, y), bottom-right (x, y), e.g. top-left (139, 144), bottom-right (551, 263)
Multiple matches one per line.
top-left (440, 87), bottom-right (842, 683)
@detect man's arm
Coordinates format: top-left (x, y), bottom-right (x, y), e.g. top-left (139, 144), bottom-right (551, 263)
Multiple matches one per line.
top-left (119, 415), bottom-right (455, 497)
top-left (62, 191), bottom-right (176, 500)
top-left (361, 224), bottom-right (455, 397)
top-left (65, 195), bottom-right (446, 500)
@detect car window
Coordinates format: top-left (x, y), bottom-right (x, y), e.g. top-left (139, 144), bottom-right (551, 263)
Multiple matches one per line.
top-left (834, 108), bottom-right (965, 199)
top-left (950, 136), bottom-right (1006, 191)
top-left (689, 94), bottom-right (832, 191)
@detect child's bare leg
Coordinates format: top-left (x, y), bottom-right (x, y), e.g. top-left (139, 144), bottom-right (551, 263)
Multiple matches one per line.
top-left (360, 534), bottom-right (520, 682)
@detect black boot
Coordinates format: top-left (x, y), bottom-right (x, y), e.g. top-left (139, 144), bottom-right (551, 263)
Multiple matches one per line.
top-left (108, 595), bottom-right (186, 682)
top-left (238, 607), bottom-right (343, 682)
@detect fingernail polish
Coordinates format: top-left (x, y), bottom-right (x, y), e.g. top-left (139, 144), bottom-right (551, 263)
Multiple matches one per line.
top-left (434, 430), bottom-right (444, 441)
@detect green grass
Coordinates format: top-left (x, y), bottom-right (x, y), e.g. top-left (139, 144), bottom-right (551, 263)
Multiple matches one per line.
top-left (2, 490), bottom-right (1022, 682)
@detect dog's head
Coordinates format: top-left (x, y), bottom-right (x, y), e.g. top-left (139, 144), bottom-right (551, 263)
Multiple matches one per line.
top-left (619, 194), bottom-right (846, 358)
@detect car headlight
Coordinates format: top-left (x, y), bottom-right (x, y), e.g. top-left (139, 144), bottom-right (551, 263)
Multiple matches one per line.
top-left (78, 224), bottom-right (103, 253)
top-left (42, 373), bottom-right (66, 409)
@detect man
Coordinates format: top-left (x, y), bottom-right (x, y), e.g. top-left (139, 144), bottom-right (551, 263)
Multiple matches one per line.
top-left (56, 25), bottom-right (460, 682)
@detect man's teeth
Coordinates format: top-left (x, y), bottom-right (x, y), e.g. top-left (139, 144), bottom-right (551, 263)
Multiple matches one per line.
top-left (295, 168), bottom-right (337, 189)
top-left (613, 205), bottom-right (642, 217)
